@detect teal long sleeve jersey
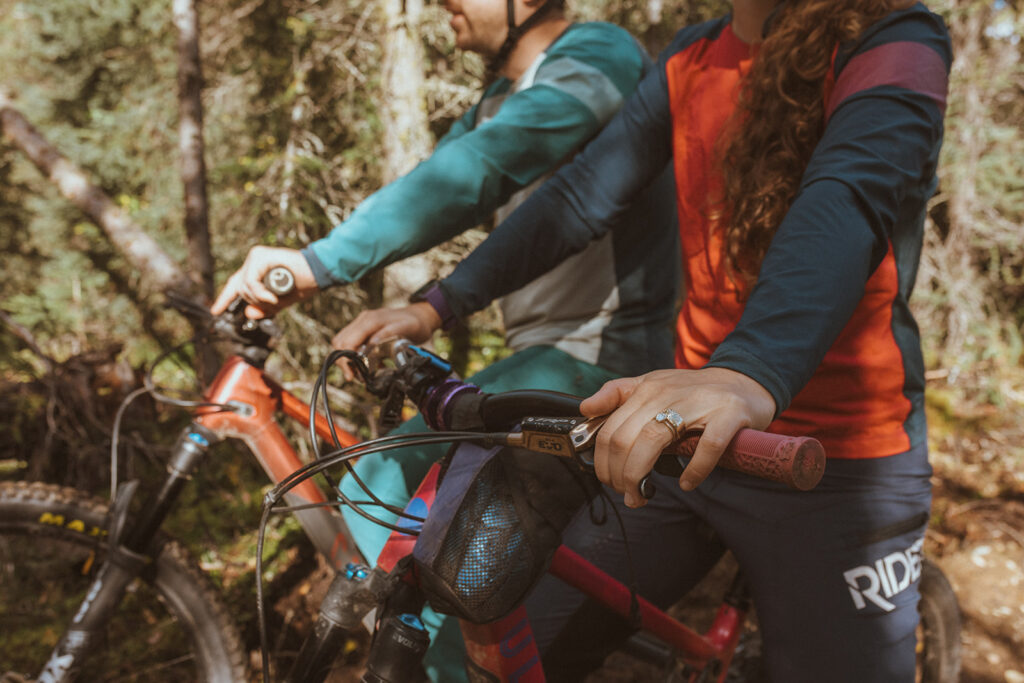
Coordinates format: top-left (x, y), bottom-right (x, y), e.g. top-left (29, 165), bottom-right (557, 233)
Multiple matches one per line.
top-left (302, 22), bottom-right (678, 377)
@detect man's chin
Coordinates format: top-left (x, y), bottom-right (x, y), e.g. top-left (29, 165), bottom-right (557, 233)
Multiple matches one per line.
top-left (455, 38), bottom-right (494, 58)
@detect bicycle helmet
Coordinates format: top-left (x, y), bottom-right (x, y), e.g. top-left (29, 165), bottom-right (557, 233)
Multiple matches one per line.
top-left (489, 0), bottom-right (566, 73)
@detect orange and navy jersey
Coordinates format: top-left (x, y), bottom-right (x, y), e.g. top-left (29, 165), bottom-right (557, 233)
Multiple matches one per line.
top-left (439, 5), bottom-right (951, 459)
top-left (663, 9), bottom-right (950, 458)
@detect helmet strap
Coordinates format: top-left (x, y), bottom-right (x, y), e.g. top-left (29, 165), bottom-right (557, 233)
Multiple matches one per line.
top-left (488, 0), bottom-right (554, 77)
top-left (507, 0), bottom-right (517, 33)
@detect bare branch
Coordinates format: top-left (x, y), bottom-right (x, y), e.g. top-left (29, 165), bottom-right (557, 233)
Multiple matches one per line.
top-left (0, 308), bottom-right (56, 371)
top-left (0, 88), bottom-right (193, 297)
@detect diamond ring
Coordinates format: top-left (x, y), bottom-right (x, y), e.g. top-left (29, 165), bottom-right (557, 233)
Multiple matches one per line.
top-left (654, 408), bottom-right (685, 441)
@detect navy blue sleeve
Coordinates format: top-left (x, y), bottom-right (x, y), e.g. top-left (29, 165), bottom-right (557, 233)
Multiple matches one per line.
top-left (440, 58), bottom-right (675, 319)
top-left (707, 7), bottom-right (951, 413)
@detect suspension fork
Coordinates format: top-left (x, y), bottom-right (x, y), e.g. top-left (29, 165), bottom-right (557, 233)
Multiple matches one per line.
top-left (286, 562), bottom-right (380, 683)
top-left (284, 562), bottom-right (425, 683)
top-left (36, 422), bottom-right (218, 683)
top-left (287, 465), bottom-right (443, 682)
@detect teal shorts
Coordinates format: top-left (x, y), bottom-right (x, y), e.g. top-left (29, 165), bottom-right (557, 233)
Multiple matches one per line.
top-left (339, 345), bottom-right (618, 682)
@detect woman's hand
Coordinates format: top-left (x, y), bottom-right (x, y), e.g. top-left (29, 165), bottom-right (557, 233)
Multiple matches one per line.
top-left (210, 246), bottom-right (318, 317)
top-left (580, 367), bottom-right (776, 508)
top-left (331, 303), bottom-right (442, 379)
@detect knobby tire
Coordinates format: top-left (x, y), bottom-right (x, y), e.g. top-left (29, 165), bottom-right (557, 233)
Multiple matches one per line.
top-left (0, 481), bottom-right (246, 682)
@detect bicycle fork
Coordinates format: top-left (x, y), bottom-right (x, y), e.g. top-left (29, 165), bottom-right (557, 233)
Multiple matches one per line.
top-left (36, 423), bottom-right (218, 683)
top-left (286, 559), bottom-right (430, 683)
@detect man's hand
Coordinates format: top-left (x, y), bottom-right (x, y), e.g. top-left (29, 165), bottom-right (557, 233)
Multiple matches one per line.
top-left (331, 303), bottom-right (443, 380)
top-left (580, 367), bottom-right (776, 508)
top-left (210, 246), bottom-right (318, 318)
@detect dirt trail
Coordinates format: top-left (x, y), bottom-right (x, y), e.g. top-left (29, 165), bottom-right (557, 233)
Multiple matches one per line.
top-left (927, 452), bottom-right (1024, 682)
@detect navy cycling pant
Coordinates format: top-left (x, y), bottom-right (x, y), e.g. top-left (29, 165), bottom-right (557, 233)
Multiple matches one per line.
top-left (524, 444), bottom-right (932, 683)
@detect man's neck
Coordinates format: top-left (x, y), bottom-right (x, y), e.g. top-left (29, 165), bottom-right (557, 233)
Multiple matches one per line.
top-left (731, 0), bottom-right (782, 44)
top-left (498, 15), bottom-right (571, 81)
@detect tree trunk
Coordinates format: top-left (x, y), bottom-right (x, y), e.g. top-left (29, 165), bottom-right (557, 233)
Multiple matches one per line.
top-left (379, 0), bottom-right (432, 184)
top-left (0, 89), bottom-right (193, 297)
top-left (368, 0), bottom-right (435, 310)
top-left (938, 2), bottom-right (987, 360)
top-left (647, 0), bottom-right (664, 25)
top-left (0, 89), bottom-right (215, 382)
top-left (173, 0), bottom-right (215, 300)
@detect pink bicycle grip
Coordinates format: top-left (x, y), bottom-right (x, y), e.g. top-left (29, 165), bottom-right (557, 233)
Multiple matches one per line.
top-left (656, 428), bottom-right (826, 491)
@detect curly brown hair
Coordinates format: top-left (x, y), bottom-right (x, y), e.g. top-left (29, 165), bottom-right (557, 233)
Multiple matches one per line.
top-left (717, 0), bottom-right (914, 289)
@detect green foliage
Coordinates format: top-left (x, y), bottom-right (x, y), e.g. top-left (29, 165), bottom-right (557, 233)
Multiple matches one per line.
top-left (912, 0), bottom-right (1024, 432)
top-left (0, 0), bottom-right (733, 386)
top-left (0, 0), bottom-right (184, 368)
top-left (572, 0), bottom-right (729, 52)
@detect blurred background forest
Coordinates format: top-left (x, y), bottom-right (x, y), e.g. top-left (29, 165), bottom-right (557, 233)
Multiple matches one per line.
top-left (1, 0), bottom-right (1023, 679)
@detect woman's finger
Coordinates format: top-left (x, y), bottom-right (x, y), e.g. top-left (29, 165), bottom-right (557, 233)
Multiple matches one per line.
top-left (678, 411), bottom-right (744, 491)
top-left (579, 376), bottom-right (639, 418)
top-left (601, 400), bottom-right (679, 506)
top-left (621, 407), bottom-right (683, 505)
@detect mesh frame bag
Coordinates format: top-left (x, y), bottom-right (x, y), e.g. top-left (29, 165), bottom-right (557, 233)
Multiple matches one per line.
top-left (412, 441), bottom-right (598, 624)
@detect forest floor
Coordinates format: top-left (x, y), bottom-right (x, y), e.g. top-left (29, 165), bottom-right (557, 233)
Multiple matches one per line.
top-left (923, 449), bottom-right (1024, 683)
top-left (255, 432), bottom-right (1024, 682)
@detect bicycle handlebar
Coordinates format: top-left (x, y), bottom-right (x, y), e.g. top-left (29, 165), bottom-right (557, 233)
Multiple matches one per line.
top-left (195, 267), bottom-right (824, 494)
top-left (162, 267), bottom-right (299, 365)
top-left (240, 269), bottom-right (826, 495)
top-left (499, 413), bottom-right (825, 493)
top-left (359, 342), bottom-right (826, 493)
top-left (264, 266), bottom-right (295, 296)
top-left (652, 428), bottom-right (824, 492)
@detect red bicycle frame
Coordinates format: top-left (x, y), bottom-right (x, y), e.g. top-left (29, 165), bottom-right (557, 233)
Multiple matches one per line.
top-left (195, 354), bottom-right (363, 570)
top-left (197, 349), bottom-right (747, 680)
top-left (372, 462), bottom-right (746, 682)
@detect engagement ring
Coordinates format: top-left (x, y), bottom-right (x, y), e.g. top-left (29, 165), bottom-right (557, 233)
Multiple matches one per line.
top-left (654, 408), bottom-right (685, 440)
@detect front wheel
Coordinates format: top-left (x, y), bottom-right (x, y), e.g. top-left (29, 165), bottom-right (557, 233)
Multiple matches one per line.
top-left (0, 481), bottom-right (246, 682)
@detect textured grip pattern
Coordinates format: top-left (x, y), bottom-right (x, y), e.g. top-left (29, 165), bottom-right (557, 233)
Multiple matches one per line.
top-left (664, 429), bottom-right (825, 491)
top-left (264, 267), bottom-right (295, 296)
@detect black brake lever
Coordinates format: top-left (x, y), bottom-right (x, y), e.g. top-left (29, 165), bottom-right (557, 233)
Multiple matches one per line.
top-left (504, 415), bottom-right (659, 498)
top-left (165, 291), bottom-right (214, 324)
top-left (503, 415), bottom-right (599, 467)
top-left (378, 384), bottom-right (406, 430)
